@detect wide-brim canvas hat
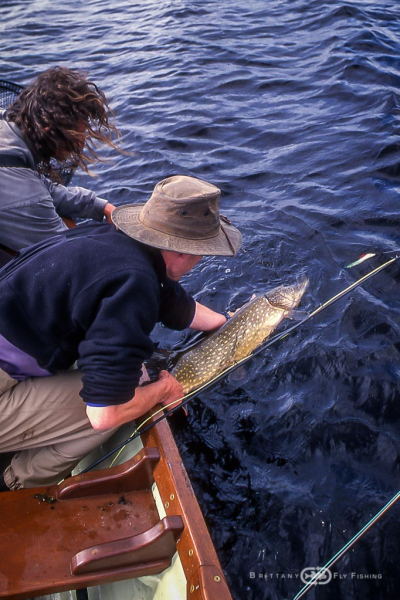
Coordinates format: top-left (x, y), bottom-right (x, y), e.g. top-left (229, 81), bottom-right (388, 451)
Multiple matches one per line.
top-left (111, 175), bottom-right (242, 256)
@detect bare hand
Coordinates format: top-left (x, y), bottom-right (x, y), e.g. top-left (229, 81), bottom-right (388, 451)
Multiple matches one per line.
top-left (157, 370), bottom-right (184, 408)
top-left (103, 202), bottom-right (116, 223)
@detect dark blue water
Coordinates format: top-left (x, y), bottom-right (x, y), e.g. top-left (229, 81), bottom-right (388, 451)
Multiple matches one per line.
top-left (2, 1), bottom-right (400, 598)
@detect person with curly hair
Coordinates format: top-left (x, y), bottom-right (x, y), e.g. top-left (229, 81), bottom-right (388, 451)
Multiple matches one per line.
top-left (0, 66), bottom-right (120, 253)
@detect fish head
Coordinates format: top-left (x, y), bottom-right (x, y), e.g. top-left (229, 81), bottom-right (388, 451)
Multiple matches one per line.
top-left (264, 277), bottom-right (308, 311)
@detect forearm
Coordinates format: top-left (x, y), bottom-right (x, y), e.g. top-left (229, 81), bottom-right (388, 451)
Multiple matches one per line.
top-left (44, 177), bottom-right (109, 222)
top-left (190, 301), bottom-right (228, 331)
top-left (86, 371), bottom-right (183, 430)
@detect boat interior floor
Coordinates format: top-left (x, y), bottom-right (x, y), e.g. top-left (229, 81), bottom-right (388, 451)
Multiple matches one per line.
top-left (0, 445), bottom-right (183, 600)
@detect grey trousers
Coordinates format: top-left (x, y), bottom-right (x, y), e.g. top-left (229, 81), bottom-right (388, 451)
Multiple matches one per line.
top-left (0, 368), bottom-right (117, 489)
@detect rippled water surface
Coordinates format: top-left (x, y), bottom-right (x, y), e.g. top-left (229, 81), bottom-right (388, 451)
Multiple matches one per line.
top-left (2, 1), bottom-right (400, 598)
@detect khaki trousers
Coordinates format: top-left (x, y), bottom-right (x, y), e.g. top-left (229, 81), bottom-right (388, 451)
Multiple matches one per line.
top-left (0, 368), bottom-right (117, 489)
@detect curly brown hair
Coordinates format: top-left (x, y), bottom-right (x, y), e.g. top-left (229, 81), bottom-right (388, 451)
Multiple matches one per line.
top-left (7, 66), bottom-right (120, 181)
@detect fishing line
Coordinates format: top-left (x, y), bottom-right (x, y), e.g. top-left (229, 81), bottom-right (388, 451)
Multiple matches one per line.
top-left (80, 256), bottom-right (398, 473)
top-left (291, 490), bottom-right (400, 600)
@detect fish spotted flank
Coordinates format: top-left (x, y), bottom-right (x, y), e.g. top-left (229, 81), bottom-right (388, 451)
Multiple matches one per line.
top-left (171, 279), bottom-right (308, 395)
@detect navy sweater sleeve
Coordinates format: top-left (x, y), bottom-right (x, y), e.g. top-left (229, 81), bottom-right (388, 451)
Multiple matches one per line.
top-left (76, 267), bottom-right (160, 406)
top-left (158, 278), bottom-right (196, 330)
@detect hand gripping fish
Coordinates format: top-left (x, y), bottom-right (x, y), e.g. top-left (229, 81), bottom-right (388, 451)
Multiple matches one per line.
top-left (171, 278), bottom-right (309, 395)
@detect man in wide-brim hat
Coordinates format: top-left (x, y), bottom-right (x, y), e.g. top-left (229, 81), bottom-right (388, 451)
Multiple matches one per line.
top-left (0, 175), bottom-right (241, 490)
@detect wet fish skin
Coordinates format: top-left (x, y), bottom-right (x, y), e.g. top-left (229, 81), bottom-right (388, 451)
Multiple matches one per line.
top-left (171, 278), bottom-right (308, 395)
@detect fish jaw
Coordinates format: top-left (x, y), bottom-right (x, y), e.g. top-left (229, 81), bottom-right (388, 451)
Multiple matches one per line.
top-left (264, 278), bottom-right (308, 311)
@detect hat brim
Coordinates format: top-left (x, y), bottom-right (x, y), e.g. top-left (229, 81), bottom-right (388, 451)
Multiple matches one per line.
top-left (112, 203), bottom-right (242, 256)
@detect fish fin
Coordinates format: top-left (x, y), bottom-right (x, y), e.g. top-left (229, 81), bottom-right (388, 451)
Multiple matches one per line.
top-left (286, 309), bottom-right (309, 321)
top-left (144, 347), bottom-right (173, 378)
top-left (228, 365), bottom-right (248, 382)
top-left (167, 330), bottom-right (212, 371)
top-left (170, 330), bottom-right (210, 354)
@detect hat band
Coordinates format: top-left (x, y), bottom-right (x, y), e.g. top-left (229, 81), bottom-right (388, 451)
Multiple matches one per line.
top-left (138, 208), bottom-right (222, 241)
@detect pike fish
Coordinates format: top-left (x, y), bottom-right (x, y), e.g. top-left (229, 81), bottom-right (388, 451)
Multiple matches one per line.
top-left (171, 278), bottom-right (308, 395)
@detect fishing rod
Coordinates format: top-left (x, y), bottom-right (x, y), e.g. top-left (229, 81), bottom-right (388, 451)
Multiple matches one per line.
top-left (81, 256), bottom-right (398, 473)
top-left (292, 490), bottom-right (400, 600)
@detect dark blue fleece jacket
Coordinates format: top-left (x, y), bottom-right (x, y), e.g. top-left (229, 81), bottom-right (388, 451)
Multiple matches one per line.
top-left (0, 223), bottom-right (196, 406)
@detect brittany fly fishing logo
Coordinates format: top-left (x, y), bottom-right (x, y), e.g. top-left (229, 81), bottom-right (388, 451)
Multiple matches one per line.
top-left (300, 566), bottom-right (332, 585)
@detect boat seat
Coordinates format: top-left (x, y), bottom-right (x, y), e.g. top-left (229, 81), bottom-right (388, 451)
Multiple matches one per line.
top-left (0, 446), bottom-right (184, 599)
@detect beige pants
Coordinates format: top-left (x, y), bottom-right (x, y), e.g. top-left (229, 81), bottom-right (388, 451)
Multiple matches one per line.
top-left (0, 368), bottom-right (118, 489)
